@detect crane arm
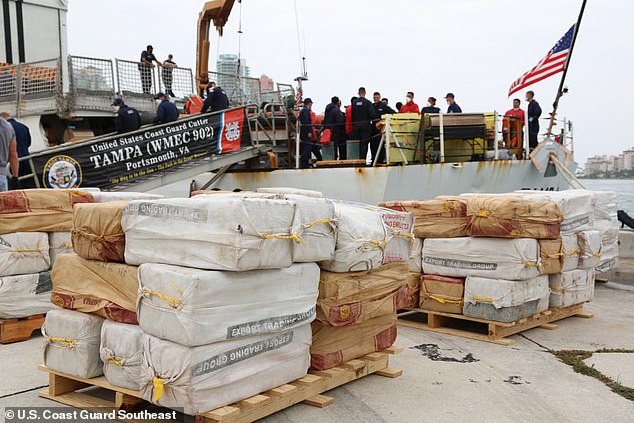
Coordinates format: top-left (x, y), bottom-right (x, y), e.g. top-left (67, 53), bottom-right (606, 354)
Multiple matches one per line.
top-left (196, 0), bottom-right (236, 95)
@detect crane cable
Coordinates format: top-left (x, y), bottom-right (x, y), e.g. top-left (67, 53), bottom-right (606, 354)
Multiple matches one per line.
top-left (292, 0), bottom-right (304, 77)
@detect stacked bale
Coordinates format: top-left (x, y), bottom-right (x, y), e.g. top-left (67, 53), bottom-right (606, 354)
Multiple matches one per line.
top-left (415, 194), bottom-right (562, 322)
top-left (380, 198), bottom-right (468, 312)
top-left (311, 202), bottom-right (412, 370)
top-left (591, 191), bottom-right (620, 273)
top-left (0, 189), bottom-right (95, 323)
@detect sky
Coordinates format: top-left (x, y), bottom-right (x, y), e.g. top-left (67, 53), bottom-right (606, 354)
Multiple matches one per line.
top-left (67, 0), bottom-right (634, 165)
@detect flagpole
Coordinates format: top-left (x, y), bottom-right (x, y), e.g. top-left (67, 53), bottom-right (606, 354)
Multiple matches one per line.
top-left (547, 0), bottom-right (587, 137)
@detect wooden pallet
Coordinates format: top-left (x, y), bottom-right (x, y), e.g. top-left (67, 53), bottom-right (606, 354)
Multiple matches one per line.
top-left (0, 314), bottom-right (45, 344)
top-left (39, 347), bottom-right (402, 423)
top-left (398, 304), bottom-right (592, 346)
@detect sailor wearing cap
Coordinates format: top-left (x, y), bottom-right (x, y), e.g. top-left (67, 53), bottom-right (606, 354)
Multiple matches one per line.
top-left (112, 98), bottom-right (142, 134)
top-left (445, 93), bottom-right (462, 113)
top-left (154, 93), bottom-right (179, 124)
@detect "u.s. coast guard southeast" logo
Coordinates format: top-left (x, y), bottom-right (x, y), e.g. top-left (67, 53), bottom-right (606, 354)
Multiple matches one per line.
top-left (42, 155), bottom-right (82, 189)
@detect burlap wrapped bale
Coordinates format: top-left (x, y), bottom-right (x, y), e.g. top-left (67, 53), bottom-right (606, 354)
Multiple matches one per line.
top-left (92, 191), bottom-right (163, 203)
top-left (404, 272), bottom-right (421, 308)
top-left (48, 232), bottom-right (73, 266)
top-left (380, 199), bottom-right (468, 238)
top-left (310, 314), bottom-right (396, 370)
top-left (319, 202), bottom-right (387, 272)
top-left (0, 232), bottom-right (50, 276)
top-left (577, 230), bottom-right (602, 269)
top-left (43, 308), bottom-right (104, 378)
top-left (549, 269), bottom-right (594, 308)
top-left (72, 201), bottom-right (127, 262)
top-left (100, 321), bottom-right (144, 390)
top-left (0, 271), bottom-right (54, 319)
top-left (463, 276), bottom-right (550, 323)
top-left (317, 263), bottom-right (408, 327)
top-left (420, 275), bottom-right (465, 314)
top-left (139, 325), bottom-right (311, 415)
top-left (51, 254), bottom-right (138, 324)
top-left (466, 196), bottom-right (562, 239)
top-left (422, 237), bottom-right (541, 280)
top-left (138, 263), bottom-right (319, 346)
top-left (513, 190), bottom-right (594, 234)
top-left (539, 238), bottom-right (564, 275)
top-left (0, 189), bottom-right (93, 234)
top-left (122, 197), bottom-right (296, 271)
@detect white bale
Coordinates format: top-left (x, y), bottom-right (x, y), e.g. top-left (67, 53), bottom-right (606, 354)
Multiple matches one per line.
top-left (139, 325), bottom-right (311, 415)
top-left (408, 238), bottom-right (423, 273)
top-left (591, 191), bottom-right (618, 221)
top-left (43, 309), bottom-right (104, 378)
top-left (0, 271), bottom-right (54, 319)
top-left (48, 232), bottom-right (73, 266)
top-left (591, 191), bottom-right (619, 272)
top-left (286, 195), bottom-right (336, 262)
top-left (549, 269), bottom-right (594, 308)
top-left (0, 232), bottom-right (50, 277)
top-left (100, 321), bottom-right (144, 390)
top-left (92, 191), bottom-right (164, 203)
top-left (319, 203), bottom-right (387, 272)
top-left (256, 187), bottom-right (323, 198)
top-left (514, 189), bottom-right (594, 234)
top-left (561, 234), bottom-right (579, 272)
top-left (138, 263), bottom-right (319, 346)
top-left (596, 242), bottom-right (619, 273)
top-left (422, 237), bottom-right (541, 280)
top-left (577, 230), bottom-right (602, 269)
top-left (122, 197), bottom-right (296, 271)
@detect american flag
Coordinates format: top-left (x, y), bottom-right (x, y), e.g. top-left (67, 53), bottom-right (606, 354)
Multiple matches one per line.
top-left (295, 85), bottom-right (303, 109)
top-left (508, 24), bottom-right (575, 97)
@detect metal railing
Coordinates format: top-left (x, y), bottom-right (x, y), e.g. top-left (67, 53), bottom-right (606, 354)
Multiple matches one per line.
top-left (116, 59), bottom-right (157, 96)
top-left (158, 66), bottom-right (195, 98)
top-left (208, 71), bottom-right (261, 106)
top-left (68, 55), bottom-right (115, 112)
top-left (0, 59), bottom-right (62, 117)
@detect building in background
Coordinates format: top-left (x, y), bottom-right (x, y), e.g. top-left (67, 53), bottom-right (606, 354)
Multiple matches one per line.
top-left (585, 148), bottom-right (634, 178)
top-left (215, 54), bottom-right (256, 104)
top-left (260, 74), bottom-right (274, 92)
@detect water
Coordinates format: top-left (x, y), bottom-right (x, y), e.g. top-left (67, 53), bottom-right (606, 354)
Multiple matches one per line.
top-left (582, 179), bottom-right (634, 215)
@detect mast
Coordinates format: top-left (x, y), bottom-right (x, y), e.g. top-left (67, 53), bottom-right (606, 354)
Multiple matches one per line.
top-left (547, 0), bottom-right (587, 137)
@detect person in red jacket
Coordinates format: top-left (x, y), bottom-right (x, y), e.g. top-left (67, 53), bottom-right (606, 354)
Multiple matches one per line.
top-left (503, 98), bottom-right (525, 149)
top-left (345, 96), bottom-right (356, 136)
top-left (399, 92), bottom-right (420, 113)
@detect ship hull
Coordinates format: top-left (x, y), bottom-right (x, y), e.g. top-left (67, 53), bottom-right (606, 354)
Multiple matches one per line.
top-left (184, 160), bottom-right (569, 203)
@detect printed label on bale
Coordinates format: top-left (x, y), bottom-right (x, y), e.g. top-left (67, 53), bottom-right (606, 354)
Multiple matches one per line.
top-left (226, 307), bottom-right (316, 339)
top-left (424, 256), bottom-right (498, 271)
top-left (192, 331), bottom-right (294, 377)
top-left (126, 202), bottom-right (208, 223)
top-left (561, 215), bottom-right (590, 232)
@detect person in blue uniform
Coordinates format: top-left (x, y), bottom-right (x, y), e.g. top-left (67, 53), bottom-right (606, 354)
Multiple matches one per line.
top-left (445, 93), bottom-right (462, 113)
top-left (298, 98), bottom-right (322, 167)
top-left (526, 90), bottom-right (542, 150)
top-left (154, 93), bottom-right (179, 124)
top-left (351, 87), bottom-right (378, 161)
top-left (1, 112), bottom-right (34, 188)
top-left (201, 82), bottom-right (230, 113)
top-left (112, 98), bottom-right (141, 134)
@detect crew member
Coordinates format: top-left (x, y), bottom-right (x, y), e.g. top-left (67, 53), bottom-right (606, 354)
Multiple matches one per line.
top-left (112, 98), bottom-right (142, 134)
top-left (526, 90), bottom-right (542, 150)
top-left (1, 112), bottom-right (33, 188)
top-left (373, 92), bottom-right (396, 115)
top-left (298, 98), bottom-right (322, 167)
top-left (395, 102), bottom-right (403, 112)
top-left (201, 82), bottom-right (230, 113)
top-left (324, 96), bottom-right (347, 160)
top-left (351, 87), bottom-right (378, 161)
top-left (161, 54), bottom-right (177, 97)
top-left (371, 92), bottom-right (394, 163)
top-left (154, 93), bottom-right (179, 124)
top-left (399, 92), bottom-right (420, 113)
top-left (139, 45), bottom-right (160, 94)
top-left (0, 115), bottom-right (18, 191)
top-left (345, 97), bottom-right (355, 137)
top-left (445, 93), bottom-right (462, 113)
top-left (421, 97), bottom-right (440, 114)
top-left (503, 98), bottom-right (525, 149)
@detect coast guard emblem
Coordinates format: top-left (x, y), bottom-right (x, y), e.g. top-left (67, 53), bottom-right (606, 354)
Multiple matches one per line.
top-left (225, 121), bottom-right (240, 142)
top-left (42, 155), bottom-right (82, 189)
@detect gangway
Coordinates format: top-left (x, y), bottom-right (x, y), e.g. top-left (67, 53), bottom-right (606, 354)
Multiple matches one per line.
top-left (19, 106), bottom-right (271, 195)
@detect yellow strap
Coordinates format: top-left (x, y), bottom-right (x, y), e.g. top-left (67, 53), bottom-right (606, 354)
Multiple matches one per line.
top-left (546, 252), bottom-right (564, 259)
top-left (476, 211), bottom-right (489, 218)
top-left (142, 288), bottom-right (183, 309)
top-left (8, 248), bottom-right (42, 253)
top-left (301, 218), bottom-right (335, 230)
top-left (49, 337), bottom-right (77, 349)
top-left (260, 233), bottom-right (304, 243)
top-left (592, 252), bottom-right (602, 257)
top-left (153, 377), bottom-right (164, 401)
top-left (563, 249), bottom-right (579, 255)
top-left (471, 295), bottom-right (494, 303)
top-left (393, 232), bottom-right (415, 240)
top-left (105, 357), bottom-right (123, 367)
top-left (523, 261), bottom-right (540, 267)
top-left (426, 294), bottom-right (463, 305)
top-left (549, 285), bottom-right (564, 293)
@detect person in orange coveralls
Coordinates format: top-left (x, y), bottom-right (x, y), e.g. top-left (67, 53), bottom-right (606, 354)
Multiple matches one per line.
top-left (503, 98), bottom-right (525, 149)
